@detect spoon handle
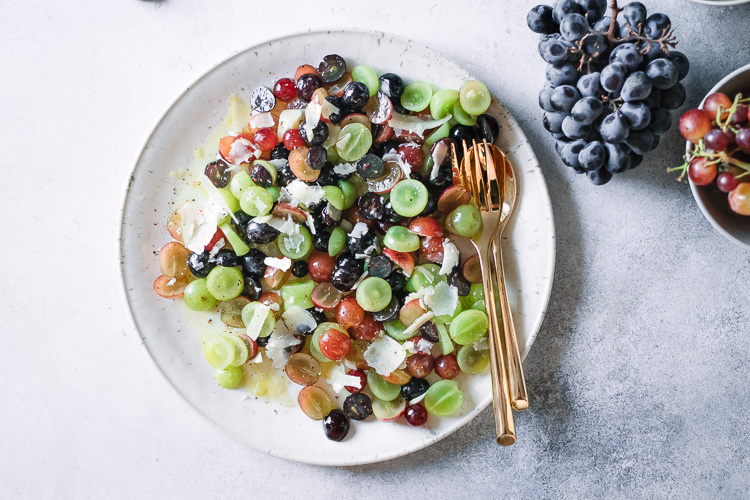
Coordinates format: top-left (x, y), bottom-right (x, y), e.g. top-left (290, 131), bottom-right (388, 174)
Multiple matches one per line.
top-left (491, 238), bottom-right (529, 411)
top-left (477, 245), bottom-right (516, 446)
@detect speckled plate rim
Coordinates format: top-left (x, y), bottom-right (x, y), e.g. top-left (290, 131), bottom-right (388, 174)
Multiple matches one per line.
top-left (118, 28), bottom-right (556, 466)
top-left (687, 62), bottom-right (750, 251)
top-left (686, 0), bottom-right (750, 5)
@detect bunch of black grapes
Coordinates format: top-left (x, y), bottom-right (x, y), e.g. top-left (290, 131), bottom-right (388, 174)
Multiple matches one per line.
top-left (528, 0), bottom-right (689, 185)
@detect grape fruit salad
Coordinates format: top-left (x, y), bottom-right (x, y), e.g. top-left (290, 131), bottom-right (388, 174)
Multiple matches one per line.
top-left (673, 92), bottom-right (750, 216)
top-left (153, 53), bottom-right (503, 441)
top-left (528, 0), bottom-right (689, 185)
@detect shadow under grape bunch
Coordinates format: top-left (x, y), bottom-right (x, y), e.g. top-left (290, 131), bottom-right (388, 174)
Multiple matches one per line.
top-left (528, 0), bottom-right (689, 185)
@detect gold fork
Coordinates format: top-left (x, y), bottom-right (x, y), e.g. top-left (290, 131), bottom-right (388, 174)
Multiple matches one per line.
top-left (453, 140), bottom-right (515, 446)
top-left (485, 145), bottom-right (528, 411)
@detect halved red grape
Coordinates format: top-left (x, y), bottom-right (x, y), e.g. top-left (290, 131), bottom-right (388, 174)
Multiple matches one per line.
top-left (336, 296), bottom-right (365, 329)
top-left (274, 78), bottom-right (297, 101)
top-left (311, 282), bottom-right (342, 310)
top-left (319, 328), bottom-right (352, 361)
top-left (405, 403), bottom-right (429, 426)
top-left (253, 127), bottom-right (278, 152)
top-left (308, 250), bottom-right (335, 282)
top-left (435, 354), bottom-right (460, 379)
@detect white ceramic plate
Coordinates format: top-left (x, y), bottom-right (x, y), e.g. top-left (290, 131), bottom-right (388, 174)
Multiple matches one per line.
top-left (120, 29), bottom-right (555, 466)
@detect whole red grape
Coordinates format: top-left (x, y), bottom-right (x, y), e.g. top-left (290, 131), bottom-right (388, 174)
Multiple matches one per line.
top-left (703, 93), bottom-right (732, 121)
top-left (717, 172), bottom-right (739, 193)
top-left (728, 183), bottom-right (750, 216)
top-left (736, 128), bottom-right (750, 153)
top-left (731, 105), bottom-right (748, 125)
top-left (680, 109), bottom-right (712, 143)
top-left (703, 129), bottom-right (730, 152)
top-left (688, 157), bottom-right (717, 186)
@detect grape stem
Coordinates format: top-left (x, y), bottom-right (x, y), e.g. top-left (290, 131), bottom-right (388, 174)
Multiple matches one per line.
top-left (606, 0), bottom-right (621, 41)
top-left (672, 134), bottom-right (750, 182)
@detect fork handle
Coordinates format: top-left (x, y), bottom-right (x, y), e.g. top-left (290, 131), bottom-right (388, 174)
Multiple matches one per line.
top-left (477, 246), bottom-right (516, 446)
top-left (491, 239), bottom-right (529, 411)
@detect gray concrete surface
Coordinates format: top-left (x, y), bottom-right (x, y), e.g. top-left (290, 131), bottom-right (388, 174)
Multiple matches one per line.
top-left (1, 0), bottom-right (749, 498)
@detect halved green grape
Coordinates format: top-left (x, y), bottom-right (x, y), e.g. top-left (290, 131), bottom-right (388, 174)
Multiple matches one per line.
top-left (424, 379), bottom-right (464, 416)
top-left (214, 365), bottom-right (244, 389)
top-left (367, 370), bottom-right (401, 401)
top-left (328, 227), bottom-right (346, 257)
top-left (446, 204), bottom-right (483, 238)
top-left (311, 322), bottom-right (348, 363)
top-left (323, 185), bottom-right (345, 211)
top-left (267, 186), bottom-right (280, 202)
top-left (457, 344), bottom-right (490, 375)
top-left (356, 277), bottom-right (392, 312)
top-left (384, 320), bottom-right (413, 342)
top-left (459, 80), bottom-right (491, 116)
top-left (390, 179), bottom-right (428, 217)
top-left (406, 263), bottom-right (444, 292)
top-left (219, 296), bottom-right (251, 328)
top-left (468, 283), bottom-right (484, 304)
top-left (472, 299), bottom-right (486, 313)
top-left (336, 123), bottom-right (372, 162)
top-left (449, 309), bottom-right (488, 345)
top-left (338, 180), bottom-right (356, 210)
top-left (204, 335), bottom-right (238, 369)
top-left (240, 186), bottom-right (274, 216)
top-left (436, 323), bottom-right (454, 354)
top-left (429, 89), bottom-right (459, 120)
top-left (280, 279), bottom-right (315, 311)
top-left (278, 225), bottom-right (313, 259)
top-left (227, 334), bottom-right (250, 366)
top-left (206, 266), bottom-right (244, 301)
top-left (424, 122), bottom-right (451, 149)
top-left (218, 223), bottom-right (250, 256)
top-left (229, 170), bottom-right (255, 200)
top-left (372, 395), bottom-right (406, 421)
top-left (452, 100), bottom-right (478, 126)
top-left (352, 65), bottom-right (380, 96)
top-left (401, 81), bottom-right (433, 112)
top-left (241, 301), bottom-right (276, 338)
top-left (183, 278), bottom-right (217, 311)
top-left (383, 226), bottom-right (420, 252)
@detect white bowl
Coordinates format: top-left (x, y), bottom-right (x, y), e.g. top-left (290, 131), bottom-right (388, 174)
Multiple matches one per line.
top-left (687, 0), bottom-right (750, 5)
top-left (687, 63), bottom-right (750, 250)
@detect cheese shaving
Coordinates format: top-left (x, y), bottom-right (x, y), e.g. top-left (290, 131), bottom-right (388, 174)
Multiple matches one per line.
top-left (333, 162), bottom-right (357, 176)
top-left (285, 179), bottom-right (325, 207)
top-left (264, 256), bottom-right (291, 271)
top-left (400, 311), bottom-right (435, 338)
top-left (304, 101), bottom-right (323, 141)
top-left (423, 282), bottom-right (459, 317)
top-left (363, 335), bottom-right (407, 376)
top-left (327, 363), bottom-right (363, 394)
top-left (245, 303), bottom-right (271, 340)
top-left (249, 111), bottom-right (274, 129)
top-left (440, 239), bottom-right (460, 275)
top-left (265, 322), bottom-right (302, 368)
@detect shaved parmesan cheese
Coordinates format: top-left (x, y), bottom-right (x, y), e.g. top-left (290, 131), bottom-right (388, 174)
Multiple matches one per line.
top-left (350, 222), bottom-right (368, 239)
top-left (227, 136), bottom-right (256, 165)
top-left (424, 282), bottom-right (459, 317)
top-left (264, 256), bottom-right (291, 271)
top-left (388, 113), bottom-right (452, 137)
top-left (364, 335), bottom-right (407, 376)
top-left (440, 239), bottom-right (460, 275)
top-left (321, 97), bottom-right (341, 121)
top-left (351, 270), bottom-right (369, 291)
top-left (199, 174), bottom-right (237, 223)
top-left (277, 109), bottom-right (305, 140)
top-left (178, 200), bottom-right (224, 253)
top-left (410, 392), bottom-right (427, 405)
top-left (249, 111), bottom-right (274, 129)
top-left (265, 322), bottom-right (302, 368)
top-left (327, 363), bottom-right (363, 394)
top-left (268, 302), bottom-right (280, 312)
top-left (246, 303), bottom-right (271, 340)
top-left (430, 139), bottom-right (449, 179)
top-left (305, 211), bottom-right (317, 235)
top-left (208, 238), bottom-right (225, 258)
top-left (333, 162), bottom-right (357, 176)
top-left (403, 286), bottom-right (435, 309)
top-left (251, 214), bottom-right (273, 225)
top-left (285, 180), bottom-right (325, 207)
top-left (400, 311), bottom-right (435, 338)
top-left (415, 338), bottom-right (434, 354)
top-left (276, 215), bottom-right (299, 235)
top-left (304, 101), bottom-right (323, 141)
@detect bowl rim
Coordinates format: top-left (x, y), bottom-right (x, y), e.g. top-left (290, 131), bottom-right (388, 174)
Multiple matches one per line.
top-left (686, 62), bottom-right (750, 250)
top-left (687, 0), bottom-right (750, 5)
